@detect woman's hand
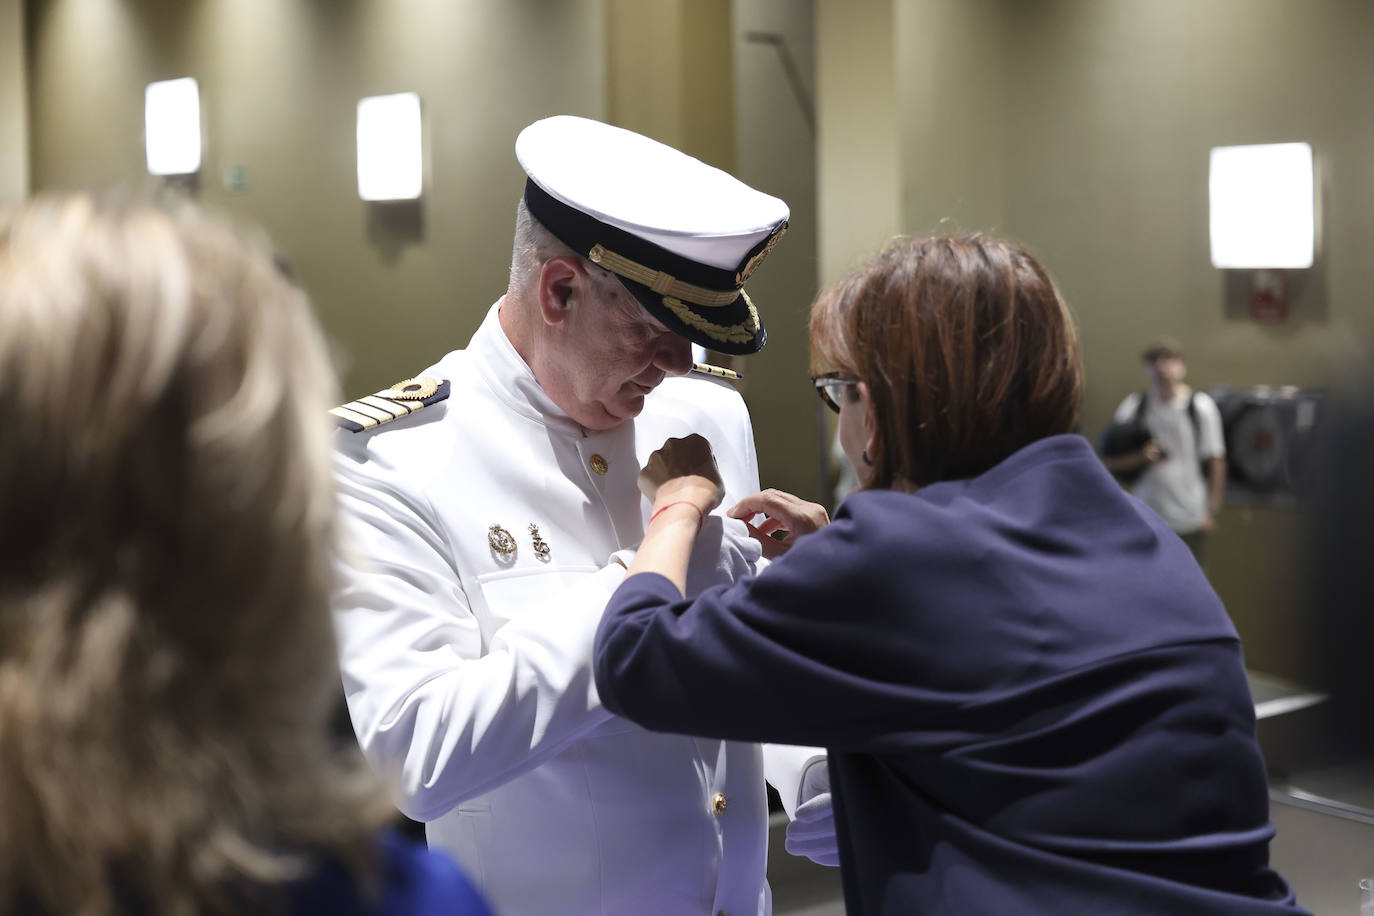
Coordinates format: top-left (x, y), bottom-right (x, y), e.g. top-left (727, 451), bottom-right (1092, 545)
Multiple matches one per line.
top-left (727, 489), bottom-right (830, 559)
top-left (639, 434), bottom-right (725, 517)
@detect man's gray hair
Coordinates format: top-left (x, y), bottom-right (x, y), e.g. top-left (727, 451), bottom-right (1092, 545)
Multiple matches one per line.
top-left (509, 198), bottom-right (621, 300)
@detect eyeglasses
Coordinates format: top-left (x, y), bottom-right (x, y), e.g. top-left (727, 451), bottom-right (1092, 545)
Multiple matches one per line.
top-left (812, 373), bottom-right (859, 413)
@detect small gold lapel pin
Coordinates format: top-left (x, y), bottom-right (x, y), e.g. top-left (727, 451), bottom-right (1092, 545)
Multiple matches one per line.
top-left (529, 523), bottom-right (551, 561)
top-left (488, 524), bottom-right (517, 561)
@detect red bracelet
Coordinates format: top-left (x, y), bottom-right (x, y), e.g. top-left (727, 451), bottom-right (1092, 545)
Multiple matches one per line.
top-left (648, 500), bottom-right (705, 527)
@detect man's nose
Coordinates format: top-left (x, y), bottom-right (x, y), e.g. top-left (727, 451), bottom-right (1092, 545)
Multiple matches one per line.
top-left (653, 334), bottom-right (694, 375)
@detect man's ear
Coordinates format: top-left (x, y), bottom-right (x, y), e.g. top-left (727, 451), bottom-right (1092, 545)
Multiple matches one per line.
top-left (537, 256), bottom-right (584, 328)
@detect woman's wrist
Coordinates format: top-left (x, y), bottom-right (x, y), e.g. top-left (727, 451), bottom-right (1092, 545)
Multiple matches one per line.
top-left (648, 500), bottom-right (705, 527)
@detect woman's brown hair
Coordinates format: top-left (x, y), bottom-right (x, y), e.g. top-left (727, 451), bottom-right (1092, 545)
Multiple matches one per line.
top-left (811, 234), bottom-right (1083, 489)
top-left (0, 193), bottom-right (393, 915)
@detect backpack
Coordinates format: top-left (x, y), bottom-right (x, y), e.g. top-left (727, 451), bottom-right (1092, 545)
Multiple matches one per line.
top-left (1099, 390), bottom-right (1202, 485)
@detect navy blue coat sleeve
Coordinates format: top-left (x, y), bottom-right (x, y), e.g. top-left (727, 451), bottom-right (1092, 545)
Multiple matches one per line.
top-left (593, 509), bottom-right (959, 751)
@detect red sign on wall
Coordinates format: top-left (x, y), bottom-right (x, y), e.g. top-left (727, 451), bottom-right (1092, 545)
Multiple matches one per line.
top-left (1251, 269), bottom-right (1288, 324)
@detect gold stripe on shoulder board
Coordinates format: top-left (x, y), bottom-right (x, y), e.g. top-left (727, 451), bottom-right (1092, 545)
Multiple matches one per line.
top-left (331, 376), bottom-right (450, 433)
top-left (358, 395), bottom-right (412, 418)
top-left (330, 404), bottom-right (381, 429)
top-left (346, 400), bottom-right (398, 423)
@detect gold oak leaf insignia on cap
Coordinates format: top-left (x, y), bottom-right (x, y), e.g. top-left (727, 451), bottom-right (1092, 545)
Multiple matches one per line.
top-left (329, 376), bottom-right (450, 433)
top-left (735, 225), bottom-right (787, 287)
top-left (661, 292), bottom-right (760, 346)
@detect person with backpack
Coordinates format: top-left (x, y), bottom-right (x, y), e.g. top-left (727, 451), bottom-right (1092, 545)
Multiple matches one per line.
top-left (1103, 337), bottom-right (1227, 562)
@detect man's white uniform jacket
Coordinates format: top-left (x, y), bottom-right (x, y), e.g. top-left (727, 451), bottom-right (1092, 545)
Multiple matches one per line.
top-left (334, 303), bottom-right (810, 916)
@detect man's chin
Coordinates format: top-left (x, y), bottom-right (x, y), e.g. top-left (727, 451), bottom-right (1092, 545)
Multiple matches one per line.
top-left (610, 394), bottom-right (648, 421)
top-left (579, 395), bottom-right (645, 431)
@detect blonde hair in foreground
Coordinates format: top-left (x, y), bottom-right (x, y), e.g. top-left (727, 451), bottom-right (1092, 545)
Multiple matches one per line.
top-left (0, 193), bottom-right (391, 915)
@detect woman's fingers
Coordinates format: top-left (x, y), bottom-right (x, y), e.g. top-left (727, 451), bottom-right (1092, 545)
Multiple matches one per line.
top-left (728, 489), bottom-right (830, 556)
top-left (752, 516), bottom-right (786, 537)
top-left (727, 488), bottom-right (786, 521)
top-left (728, 489), bottom-right (830, 534)
top-left (743, 521), bottom-right (789, 560)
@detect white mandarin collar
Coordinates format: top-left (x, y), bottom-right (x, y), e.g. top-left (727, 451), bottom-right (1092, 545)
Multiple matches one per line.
top-left (467, 300), bottom-right (587, 437)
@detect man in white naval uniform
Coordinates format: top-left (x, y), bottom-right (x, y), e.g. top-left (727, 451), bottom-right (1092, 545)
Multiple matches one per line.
top-left (332, 116), bottom-right (832, 916)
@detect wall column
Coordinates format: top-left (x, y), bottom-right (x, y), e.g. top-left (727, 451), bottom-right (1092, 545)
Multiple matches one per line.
top-left (0, 0), bottom-right (28, 203)
top-left (815, 0), bottom-right (901, 285)
top-left (604, 0), bottom-right (735, 172)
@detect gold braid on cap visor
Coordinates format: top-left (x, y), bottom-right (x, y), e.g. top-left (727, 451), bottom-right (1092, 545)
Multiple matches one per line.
top-left (662, 292), bottom-right (759, 345)
top-left (586, 243), bottom-right (760, 345)
top-left (588, 244), bottom-right (740, 308)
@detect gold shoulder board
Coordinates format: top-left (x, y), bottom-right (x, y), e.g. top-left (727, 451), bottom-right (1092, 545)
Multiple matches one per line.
top-left (330, 376), bottom-right (450, 433)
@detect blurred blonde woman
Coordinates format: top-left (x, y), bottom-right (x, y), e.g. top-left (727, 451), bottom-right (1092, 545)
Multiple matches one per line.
top-left (0, 193), bottom-right (490, 916)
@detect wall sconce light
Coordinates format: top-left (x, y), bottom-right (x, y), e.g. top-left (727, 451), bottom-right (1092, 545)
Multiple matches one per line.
top-left (145, 77), bottom-right (202, 176)
top-left (1209, 142), bottom-right (1315, 323)
top-left (357, 92), bottom-right (423, 201)
top-left (1209, 142), bottom-right (1314, 270)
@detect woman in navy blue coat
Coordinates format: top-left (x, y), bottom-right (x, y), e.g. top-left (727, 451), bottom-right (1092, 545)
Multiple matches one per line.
top-left (593, 235), bottom-right (1308, 915)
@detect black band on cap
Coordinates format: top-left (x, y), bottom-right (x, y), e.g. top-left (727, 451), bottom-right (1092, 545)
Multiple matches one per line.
top-left (523, 179), bottom-right (741, 294)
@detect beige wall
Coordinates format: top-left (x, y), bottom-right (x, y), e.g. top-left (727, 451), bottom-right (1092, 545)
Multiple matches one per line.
top-left (814, 0), bottom-right (1374, 431)
top-left (895, 0), bottom-right (1007, 238)
top-left (27, 0), bottom-right (607, 397)
top-left (0, 0), bottom-right (26, 203)
top-left (816, 0), bottom-right (900, 285)
top-left (607, 0), bottom-right (735, 173)
top-left (735, 0), bottom-right (824, 501)
top-left (1002, 0), bottom-right (1374, 435)
top-left (1000, 0), bottom-right (1374, 684)
top-left (813, 0), bottom-right (1374, 680)
top-left (25, 0), bottom-right (823, 496)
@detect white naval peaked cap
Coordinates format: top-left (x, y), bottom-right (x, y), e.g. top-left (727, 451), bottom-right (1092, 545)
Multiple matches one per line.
top-left (515, 115), bottom-right (789, 355)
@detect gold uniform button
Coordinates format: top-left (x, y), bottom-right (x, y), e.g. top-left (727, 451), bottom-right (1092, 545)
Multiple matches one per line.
top-left (712, 792), bottom-right (727, 816)
top-left (589, 454), bottom-right (609, 475)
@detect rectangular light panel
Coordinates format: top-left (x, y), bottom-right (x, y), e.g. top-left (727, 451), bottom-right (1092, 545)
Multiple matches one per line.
top-left (1209, 142), bottom-right (1314, 269)
top-left (357, 93), bottom-right (423, 201)
top-left (145, 77), bottom-right (202, 176)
